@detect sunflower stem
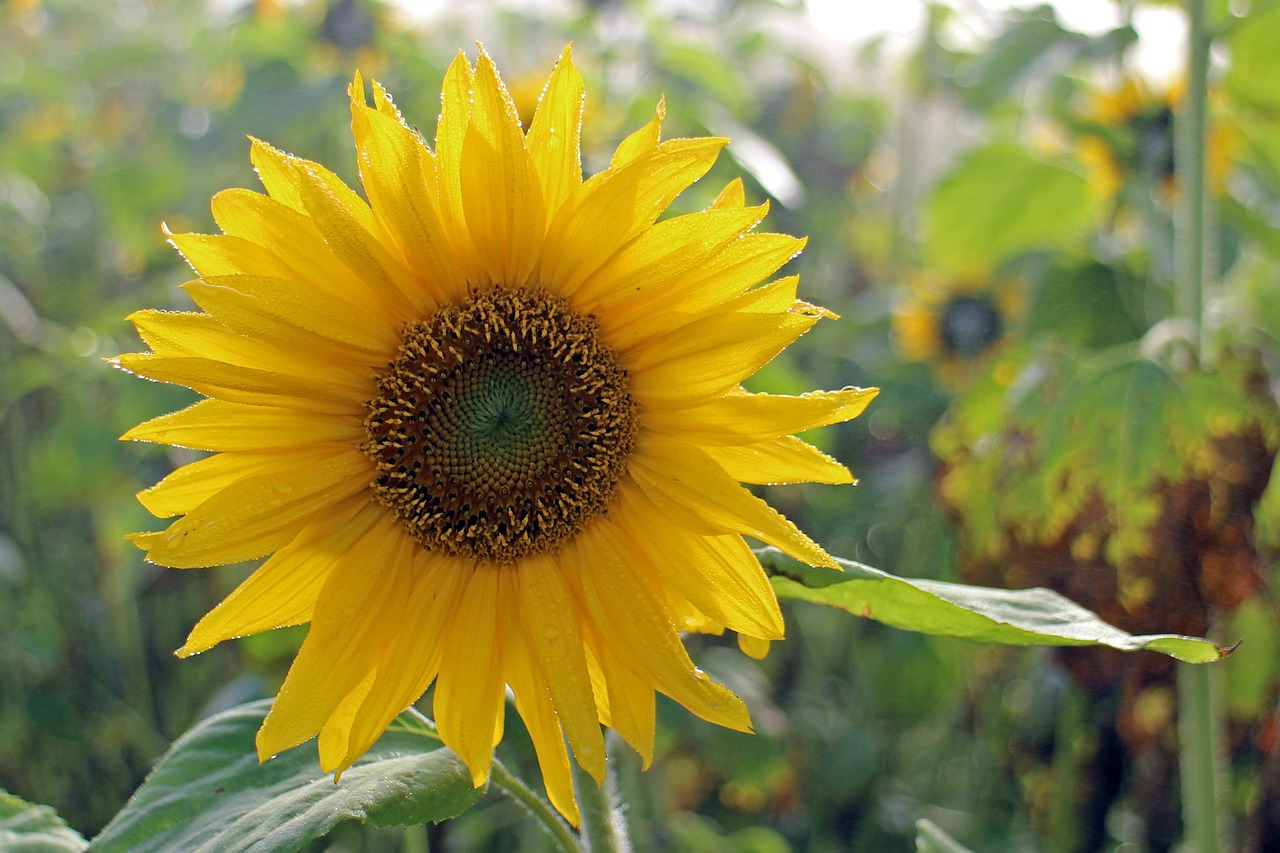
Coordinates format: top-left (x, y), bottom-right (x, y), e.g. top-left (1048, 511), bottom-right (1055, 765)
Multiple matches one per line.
top-left (571, 751), bottom-right (632, 853)
top-left (1175, 0), bottom-right (1211, 362)
top-left (489, 759), bottom-right (582, 853)
top-left (1179, 660), bottom-right (1226, 852)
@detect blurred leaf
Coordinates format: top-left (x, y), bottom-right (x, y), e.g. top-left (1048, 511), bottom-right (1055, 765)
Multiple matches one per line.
top-left (1256, 454), bottom-right (1280, 550)
top-left (915, 819), bottom-right (974, 853)
top-left (762, 549), bottom-right (1232, 663)
top-left (923, 144), bottom-right (1095, 275)
top-left (956, 7), bottom-right (1081, 109)
top-left (0, 790), bottom-right (88, 852)
top-left (1026, 261), bottom-right (1145, 349)
top-left (1223, 593), bottom-right (1280, 720)
top-left (91, 700), bottom-right (483, 853)
top-left (1224, 4), bottom-right (1280, 190)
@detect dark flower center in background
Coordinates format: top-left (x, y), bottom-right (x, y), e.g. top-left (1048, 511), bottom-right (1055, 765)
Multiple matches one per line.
top-left (363, 288), bottom-right (637, 562)
top-left (941, 294), bottom-right (1003, 359)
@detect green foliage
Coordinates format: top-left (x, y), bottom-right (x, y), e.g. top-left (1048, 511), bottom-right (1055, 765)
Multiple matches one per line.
top-left (934, 353), bottom-right (1279, 569)
top-left (0, 790), bottom-right (87, 853)
top-left (922, 144), bottom-right (1096, 276)
top-left (91, 700), bottom-right (482, 853)
top-left (914, 819), bottom-right (974, 853)
top-left (763, 549), bottom-right (1228, 662)
top-left (1224, 3), bottom-right (1280, 190)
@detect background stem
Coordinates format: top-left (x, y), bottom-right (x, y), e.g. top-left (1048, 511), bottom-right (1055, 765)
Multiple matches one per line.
top-left (1175, 0), bottom-right (1210, 357)
top-left (1179, 661), bottom-right (1226, 852)
top-left (1174, 4), bottom-right (1225, 848)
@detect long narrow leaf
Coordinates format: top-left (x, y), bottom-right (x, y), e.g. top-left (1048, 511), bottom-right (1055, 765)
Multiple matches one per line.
top-left (762, 549), bottom-right (1231, 663)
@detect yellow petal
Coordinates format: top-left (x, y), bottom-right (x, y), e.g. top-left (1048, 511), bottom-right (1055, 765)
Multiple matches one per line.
top-left (192, 405), bottom-right (339, 456)
top-left (460, 48), bottom-right (546, 287)
top-left (111, 352), bottom-right (358, 413)
top-left (339, 551), bottom-right (471, 770)
top-left (645, 387), bottom-right (880, 445)
top-left (576, 203), bottom-right (768, 312)
top-left (737, 634), bottom-right (772, 660)
top-left (178, 502), bottom-right (379, 656)
top-left (610, 98), bottom-right (664, 168)
top-left (516, 552), bottom-right (607, 783)
top-left (209, 189), bottom-right (389, 311)
top-left (626, 307), bottom-right (820, 407)
top-left (526, 44), bottom-right (584, 220)
top-left (293, 164), bottom-right (420, 325)
top-left (134, 450), bottom-right (279, 518)
top-left (506, 628), bottom-right (580, 827)
top-left (350, 98), bottom-right (464, 306)
top-left (583, 638), bottom-right (655, 769)
top-left (709, 178), bottom-right (746, 209)
top-left (610, 485), bottom-right (784, 639)
top-left (256, 514), bottom-right (417, 761)
top-left (435, 51), bottom-right (479, 278)
top-left (319, 670), bottom-right (378, 775)
top-left (541, 137), bottom-right (726, 299)
top-left (705, 435), bottom-right (854, 485)
top-left (568, 521), bottom-right (752, 732)
top-left (433, 565), bottom-right (506, 786)
top-left (132, 449), bottom-right (372, 568)
top-left (168, 230), bottom-right (296, 280)
top-left (249, 137), bottom-right (307, 213)
top-left (185, 274), bottom-right (396, 355)
top-left (629, 435), bottom-right (838, 569)
top-left (610, 233), bottom-right (806, 343)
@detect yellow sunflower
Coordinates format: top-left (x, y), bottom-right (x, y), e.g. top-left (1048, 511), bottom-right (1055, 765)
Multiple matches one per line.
top-left (892, 273), bottom-right (1018, 385)
top-left (114, 45), bottom-right (876, 824)
top-left (1076, 76), bottom-right (1235, 201)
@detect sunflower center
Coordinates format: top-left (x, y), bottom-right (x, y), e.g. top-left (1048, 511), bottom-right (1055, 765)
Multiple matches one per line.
top-left (363, 288), bottom-right (636, 563)
top-left (940, 294), bottom-right (1002, 359)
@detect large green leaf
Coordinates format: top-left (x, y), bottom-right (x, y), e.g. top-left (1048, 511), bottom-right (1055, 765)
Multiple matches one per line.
top-left (762, 550), bottom-right (1230, 663)
top-left (922, 143), bottom-right (1095, 275)
top-left (0, 790), bottom-right (88, 853)
top-left (90, 700), bottom-right (483, 853)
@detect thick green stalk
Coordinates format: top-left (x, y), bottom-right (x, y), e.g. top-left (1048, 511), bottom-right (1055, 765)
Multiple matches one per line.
top-left (1175, 0), bottom-right (1211, 354)
top-left (571, 753), bottom-right (632, 853)
top-left (1175, 2), bottom-right (1225, 851)
top-left (489, 759), bottom-right (582, 853)
top-left (1179, 661), bottom-right (1225, 852)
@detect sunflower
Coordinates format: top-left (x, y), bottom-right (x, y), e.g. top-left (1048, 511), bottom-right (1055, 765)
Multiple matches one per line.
top-left (113, 45), bottom-right (876, 824)
top-left (1075, 76), bottom-right (1235, 202)
top-left (892, 273), bottom-right (1018, 385)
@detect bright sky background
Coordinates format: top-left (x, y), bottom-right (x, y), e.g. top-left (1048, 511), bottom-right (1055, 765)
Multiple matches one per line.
top-left (381, 0), bottom-right (1188, 84)
top-left (805, 0), bottom-right (1186, 81)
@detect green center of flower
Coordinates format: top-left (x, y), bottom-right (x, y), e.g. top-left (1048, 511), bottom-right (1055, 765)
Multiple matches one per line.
top-left (363, 288), bottom-right (637, 563)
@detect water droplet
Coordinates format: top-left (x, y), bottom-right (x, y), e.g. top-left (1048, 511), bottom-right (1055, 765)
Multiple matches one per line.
top-left (544, 627), bottom-right (560, 641)
top-left (267, 498), bottom-right (283, 508)
top-left (275, 483), bottom-right (294, 495)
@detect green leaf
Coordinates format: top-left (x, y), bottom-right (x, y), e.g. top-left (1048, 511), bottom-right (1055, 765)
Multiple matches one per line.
top-left (762, 550), bottom-right (1231, 663)
top-left (955, 9), bottom-right (1083, 110)
top-left (922, 143), bottom-right (1095, 275)
top-left (91, 700), bottom-right (484, 853)
top-left (915, 819), bottom-right (974, 853)
top-left (0, 790), bottom-right (88, 853)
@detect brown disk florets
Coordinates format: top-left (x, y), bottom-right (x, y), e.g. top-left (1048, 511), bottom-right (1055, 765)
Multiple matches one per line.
top-left (363, 287), bottom-right (637, 563)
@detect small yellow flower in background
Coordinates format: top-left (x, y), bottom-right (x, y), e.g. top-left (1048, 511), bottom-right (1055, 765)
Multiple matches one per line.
top-left (113, 45), bottom-right (876, 823)
top-left (892, 273), bottom-right (1019, 385)
top-left (1076, 76), bottom-right (1235, 201)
